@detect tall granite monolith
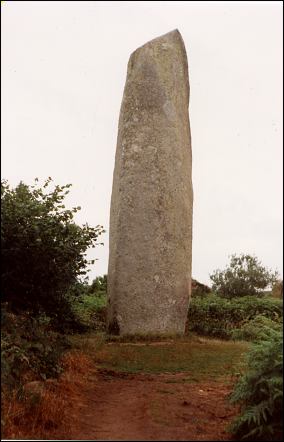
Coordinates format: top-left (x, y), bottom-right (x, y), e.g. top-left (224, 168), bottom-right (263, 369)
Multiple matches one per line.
top-left (107, 29), bottom-right (193, 335)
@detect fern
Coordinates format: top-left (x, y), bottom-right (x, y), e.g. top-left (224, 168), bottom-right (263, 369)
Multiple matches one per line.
top-left (229, 328), bottom-right (283, 440)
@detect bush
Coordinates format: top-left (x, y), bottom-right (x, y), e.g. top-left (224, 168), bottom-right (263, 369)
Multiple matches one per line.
top-left (65, 277), bottom-right (107, 330)
top-left (231, 315), bottom-right (283, 342)
top-left (1, 178), bottom-right (105, 325)
top-left (1, 308), bottom-right (70, 391)
top-left (72, 292), bottom-right (107, 331)
top-left (210, 254), bottom-right (279, 298)
top-left (229, 328), bottom-right (283, 440)
top-left (187, 295), bottom-right (283, 339)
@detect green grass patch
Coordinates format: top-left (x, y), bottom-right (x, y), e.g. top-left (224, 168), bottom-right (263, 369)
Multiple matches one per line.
top-left (105, 332), bottom-right (185, 343)
top-left (86, 334), bottom-right (250, 380)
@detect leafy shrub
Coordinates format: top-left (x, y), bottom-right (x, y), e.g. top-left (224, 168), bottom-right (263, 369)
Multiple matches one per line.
top-left (67, 275), bottom-right (107, 330)
top-left (229, 328), bottom-right (283, 440)
top-left (231, 315), bottom-right (283, 342)
top-left (1, 309), bottom-right (70, 391)
top-left (1, 178), bottom-right (105, 326)
top-left (187, 295), bottom-right (282, 339)
top-left (72, 292), bottom-right (107, 330)
top-left (210, 254), bottom-right (279, 298)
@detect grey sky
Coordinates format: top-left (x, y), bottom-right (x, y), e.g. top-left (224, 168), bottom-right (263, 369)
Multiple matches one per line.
top-left (2, 1), bottom-right (283, 285)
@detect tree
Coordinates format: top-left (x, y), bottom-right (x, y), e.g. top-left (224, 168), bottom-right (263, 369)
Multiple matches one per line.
top-left (210, 254), bottom-right (279, 298)
top-left (1, 178), bottom-right (105, 322)
top-left (89, 274), bottom-right (107, 295)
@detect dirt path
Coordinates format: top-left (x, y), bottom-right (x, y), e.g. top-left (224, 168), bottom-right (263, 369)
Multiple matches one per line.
top-left (62, 369), bottom-right (238, 441)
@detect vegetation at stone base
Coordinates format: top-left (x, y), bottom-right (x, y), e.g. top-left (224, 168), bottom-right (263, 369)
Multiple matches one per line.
top-left (71, 289), bottom-right (107, 331)
top-left (1, 178), bottom-right (105, 329)
top-left (229, 327), bottom-right (283, 441)
top-left (105, 332), bottom-right (184, 343)
top-left (210, 254), bottom-right (279, 298)
top-left (187, 295), bottom-right (283, 340)
top-left (69, 333), bottom-right (249, 379)
top-left (68, 275), bottom-right (108, 330)
top-left (71, 275), bottom-right (213, 330)
top-left (69, 277), bottom-right (283, 342)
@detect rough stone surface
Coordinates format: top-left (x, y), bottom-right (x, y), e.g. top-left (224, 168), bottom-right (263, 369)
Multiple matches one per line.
top-left (107, 29), bottom-right (193, 335)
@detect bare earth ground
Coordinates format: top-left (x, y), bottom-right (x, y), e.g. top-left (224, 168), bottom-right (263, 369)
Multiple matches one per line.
top-left (55, 369), bottom-right (238, 441)
top-left (43, 336), bottom-right (248, 441)
top-left (3, 335), bottom-right (247, 440)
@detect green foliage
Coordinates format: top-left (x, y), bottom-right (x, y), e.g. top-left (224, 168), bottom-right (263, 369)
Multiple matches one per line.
top-left (1, 307), bottom-right (70, 390)
top-left (231, 315), bottom-right (283, 342)
top-left (187, 295), bottom-right (283, 339)
top-left (66, 277), bottom-right (107, 330)
top-left (92, 335), bottom-right (248, 377)
top-left (229, 328), bottom-right (283, 440)
top-left (89, 274), bottom-right (107, 295)
top-left (210, 254), bottom-right (279, 298)
top-left (1, 178), bottom-right (105, 326)
top-left (72, 292), bottom-right (107, 331)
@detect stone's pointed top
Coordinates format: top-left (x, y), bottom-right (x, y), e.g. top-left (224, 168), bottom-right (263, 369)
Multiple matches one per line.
top-left (164, 28), bottom-right (183, 39)
top-left (131, 29), bottom-right (186, 56)
top-left (128, 29), bottom-right (189, 105)
top-left (153, 28), bottom-right (186, 47)
top-left (154, 28), bottom-right (181, 39)
top-left (147, 28), bottom-right (182, 41)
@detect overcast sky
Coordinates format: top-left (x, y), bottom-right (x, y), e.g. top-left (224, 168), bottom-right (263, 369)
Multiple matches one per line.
top-left (2, 1), bottom-right (283, 285)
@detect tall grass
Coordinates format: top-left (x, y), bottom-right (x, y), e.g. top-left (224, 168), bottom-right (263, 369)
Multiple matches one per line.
top-left (1, 350), bottom-right (95, 440)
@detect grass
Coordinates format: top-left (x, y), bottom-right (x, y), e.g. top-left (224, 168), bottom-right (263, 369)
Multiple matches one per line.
top-left (69, 332), bottom-right (250, 381)
top-left (2, 330), bottom-right (251, 439)
top-left (105, 332), bottom-right (184, 343)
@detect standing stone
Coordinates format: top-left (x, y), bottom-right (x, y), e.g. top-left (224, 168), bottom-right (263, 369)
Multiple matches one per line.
top-left (107, 29), bottom-right (193, 335)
